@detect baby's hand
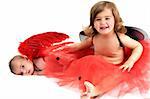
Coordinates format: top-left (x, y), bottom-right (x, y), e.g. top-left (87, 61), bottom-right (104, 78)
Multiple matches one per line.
top-left (119, 62), bottom-right (134, 72)
top-left (81, 81), bottom-right (100, 99)
top-left (33, 71), bottom-right (43, 75)
top-left (33, 58), bottom-right (46, 70)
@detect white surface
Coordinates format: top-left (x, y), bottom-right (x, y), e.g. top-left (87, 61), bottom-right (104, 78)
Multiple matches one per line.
top-left (0, 0), bottom-right (150, 99)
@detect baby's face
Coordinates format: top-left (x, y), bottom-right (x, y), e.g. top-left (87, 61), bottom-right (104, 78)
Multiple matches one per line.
top-left (11, 57), bottom-right (34, 75)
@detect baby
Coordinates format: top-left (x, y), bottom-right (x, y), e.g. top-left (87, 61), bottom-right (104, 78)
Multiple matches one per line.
top-left (9, 48), bottom-right (82, 76)
top-left (9, 55), bottom-right (46, 75)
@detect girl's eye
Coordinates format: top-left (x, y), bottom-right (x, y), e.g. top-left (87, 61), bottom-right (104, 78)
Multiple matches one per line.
top-left (105, 17), bottom-right (110, 20)
top-left (95, 18), bottom-right (101, 21)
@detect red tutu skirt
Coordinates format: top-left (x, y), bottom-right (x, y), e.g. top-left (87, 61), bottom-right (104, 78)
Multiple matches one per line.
top-left (44, 40), bottom-right (150, 97)
top-left (42, 42), bottom-right (94, 76)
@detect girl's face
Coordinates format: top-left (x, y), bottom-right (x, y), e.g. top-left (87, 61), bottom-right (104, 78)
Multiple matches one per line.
top-left (94, 8), bottom-right (115, 35)
top-left (12, 57), bottom-right (34, 75)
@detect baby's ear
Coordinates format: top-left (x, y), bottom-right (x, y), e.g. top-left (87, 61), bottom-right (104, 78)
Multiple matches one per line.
top-left (24, 57), bottom-right (29, 61)
top-left (27, 58), bottom-right (30, 61)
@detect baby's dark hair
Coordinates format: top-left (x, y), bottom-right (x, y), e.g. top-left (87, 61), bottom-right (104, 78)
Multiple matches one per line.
top-left (9, 55), bottom-right (24, 74)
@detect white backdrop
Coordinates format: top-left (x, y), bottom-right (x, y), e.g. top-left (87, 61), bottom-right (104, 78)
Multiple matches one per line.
top-left (0, 0), bottom-right (150, 99)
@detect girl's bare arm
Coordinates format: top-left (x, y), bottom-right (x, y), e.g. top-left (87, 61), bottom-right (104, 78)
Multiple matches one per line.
top-left (60, 37), bottom-right (93, 53)
top-left (119, 34), bottom-right (143, 72)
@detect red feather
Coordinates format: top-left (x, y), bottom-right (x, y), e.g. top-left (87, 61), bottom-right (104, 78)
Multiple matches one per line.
top-left (18, 32), bottom-right (69, 60)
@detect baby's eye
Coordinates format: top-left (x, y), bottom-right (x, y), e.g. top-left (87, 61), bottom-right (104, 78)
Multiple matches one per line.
top-left (21, 65), bottom-right (25, 69)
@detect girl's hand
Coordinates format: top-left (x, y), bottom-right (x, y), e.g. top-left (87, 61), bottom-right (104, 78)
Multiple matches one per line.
top-left (81, 81), bottom-right (100, 99)
top-left (119, 62), bottom-right (134, 72)
top-left (53, 43), bottom-right (79, 53)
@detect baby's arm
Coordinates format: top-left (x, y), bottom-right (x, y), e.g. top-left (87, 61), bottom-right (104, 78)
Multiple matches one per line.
top-left (32, 57), bottom-right (47, 75)
top-left (119, 34), bottom-right (143, 72)
top-left (33, 57), bottom-right (46, 70)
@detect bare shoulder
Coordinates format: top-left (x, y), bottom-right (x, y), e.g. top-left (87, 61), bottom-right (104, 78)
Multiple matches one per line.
top-left (84, 36), bottom-right (93, 42)
top-left (81, 36), bottom-right (93, 45)
top-left (118, 33), bottom-right (141, 49)
top-left (118, 33), bottom-right (131, 41)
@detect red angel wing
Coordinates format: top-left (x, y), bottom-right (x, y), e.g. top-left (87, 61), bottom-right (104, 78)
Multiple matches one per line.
top-left (18, 32), bottom-right (69, 60)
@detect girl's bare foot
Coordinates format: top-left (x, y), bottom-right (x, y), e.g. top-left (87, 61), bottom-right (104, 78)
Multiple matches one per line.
top-left (81, 95), bottom-right (100, 99)
top-left (80, 81), bottom-right (102, 99)
top-left (80, 95), bottom-right (90, 99)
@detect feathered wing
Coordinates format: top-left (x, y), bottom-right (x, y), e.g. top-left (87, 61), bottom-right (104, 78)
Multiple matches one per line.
top-left (18, 32), bottom-right (69, 60)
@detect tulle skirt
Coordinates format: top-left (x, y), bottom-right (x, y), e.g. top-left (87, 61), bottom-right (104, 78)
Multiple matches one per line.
top-left (42, 43), bottom-right (94, 76)
top-left (43, 40), bottom-right (150, 97)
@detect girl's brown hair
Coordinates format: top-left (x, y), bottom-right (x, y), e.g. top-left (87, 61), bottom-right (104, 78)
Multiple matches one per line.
top-left (84, 1), bottom-right (126, 36)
